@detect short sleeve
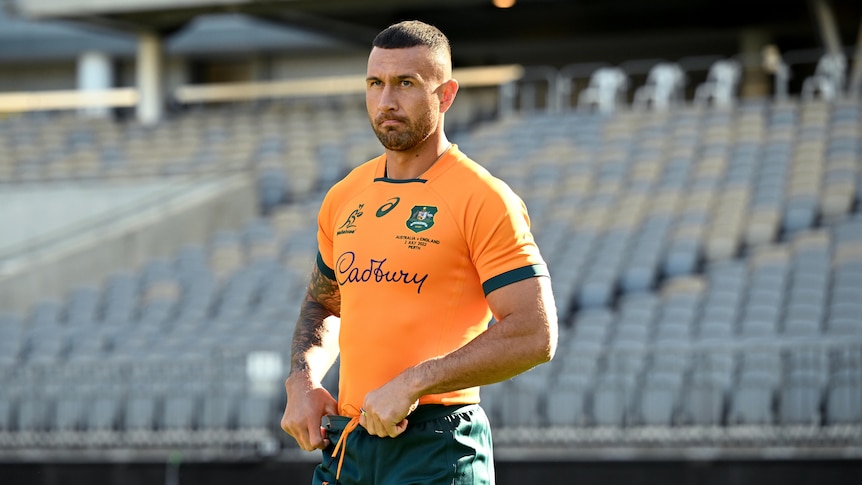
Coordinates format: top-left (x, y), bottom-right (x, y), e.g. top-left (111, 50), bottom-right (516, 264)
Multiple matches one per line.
top-left (467, 180), bottom-right (549, 295)
top-left (316, 189), bottom-right (337, 277)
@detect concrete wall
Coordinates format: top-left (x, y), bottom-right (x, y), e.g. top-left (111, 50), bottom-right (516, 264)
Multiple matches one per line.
top-left (0, 173), bottom-right (257, 315)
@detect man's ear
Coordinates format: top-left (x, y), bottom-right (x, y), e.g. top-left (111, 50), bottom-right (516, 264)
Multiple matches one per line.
top-left (438, 79), bottom-right (459, 114)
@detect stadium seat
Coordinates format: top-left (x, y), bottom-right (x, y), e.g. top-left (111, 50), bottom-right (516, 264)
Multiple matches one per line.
top-left (123, 394), bottom-right (161, 431)
top-left (162, 393), bottom-right (198, 430)
top-left (257, 166), bottom-right (288, 214)
top-left (591, 373), bottom-right (633, 427)
top-left (546, 379), bottom-right (589, 427)
top-left (54, 395), bottom-right (88, 431)
top-left (102, 272), bottom-right (140, 324)
top-left (633, 63), bottom-right (686, 111)
top-left (729, 372), bottom-right (776, 425)
top-left (635, 372), bottom-right (681, 426)
top-left (28, 300), bottom-right (63, 328)
top-left (0, 396), bottom-right (14, 432)
top-left (24, 332), bottom-right (68, 365)
top-left (784, 315), bottom-right (823, 337)
top-left (86, 395), bottom-right (122, 431)
top-left (501, 371), bottom-right (548, 427)
top-left (694, 59), bottom-right (741, 108)
top-left (16, 395), bottom-right (52, 432)
top-left (779, 371), bottom-right (823, 426)
top-left (663, 238), bottom-right (700, 277)
top-left (782, 194), bottom-right (819, 235)
top-left (826, 371), bottom-right (862, 425)
top-left (200, 393), bottom-right (237, 430)
top-left (64, 285), bottom-right (101, 326)
top-left (236, 394), bottom-right (273, 430)
top-left (578, 273), bottom-right (616, 309)
top-left (209, 230), bottom-right (246, 281)
top-left (801, 53), bottom-right (847, 102)
top-left (680, 373), bottom-right (726, 426)
top-left (577, 67), bottom-right (629, 114)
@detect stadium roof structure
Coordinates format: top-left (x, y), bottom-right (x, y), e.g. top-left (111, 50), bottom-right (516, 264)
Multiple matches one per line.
top-left (0, 5), bottom-right (135, 61)
top-left (0, 5), bottom-right (356, 62)
top-left (6, 0), bottom-right (862, 67)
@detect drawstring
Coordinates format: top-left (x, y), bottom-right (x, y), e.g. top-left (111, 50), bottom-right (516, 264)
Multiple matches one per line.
top-left (330, 405), bottom-right (362, 482)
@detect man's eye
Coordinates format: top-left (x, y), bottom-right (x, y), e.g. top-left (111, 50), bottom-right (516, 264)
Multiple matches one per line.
top-left (401, 80), bottom-right (412, 87)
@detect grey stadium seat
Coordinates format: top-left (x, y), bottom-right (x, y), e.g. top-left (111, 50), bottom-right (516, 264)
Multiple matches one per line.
top-left (635, 373), bottom-right (680, 426)
top-left (54, 396), bottom-right (88, 431)
top-left (87, 395), bottom-right (122, 431)
top-left (729, 375), bottom-right (775, 425)
top-left (826, 371), bottom-right (862, 425)
top-left (779, 371), bottom-right (823, 425)
top-left (200, 393), bottom-right (236, 430)
top-left (162, 393), bottom-right (198, 430)
top-left (500, 374), bottom-right (546, 427)
top-left (680, 373), bottom-right (726, 426)
top-left (16, 396), bottom-right (52, 432)
top-left (547, 373), bottom-right (590, 427)
top-left (236, 394), bottom-right (273, 429)
top-left (123, 395), bottom-right (161, 431)
top-left (591, 374), bottom-right (632, 427)
top-left (0, 396), bottom-right (14, 431)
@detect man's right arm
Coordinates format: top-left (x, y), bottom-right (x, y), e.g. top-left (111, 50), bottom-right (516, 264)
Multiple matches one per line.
top-left (290, 263), bottom-right (341, 379)
top-left (281, 264), bottom-right (342, 451)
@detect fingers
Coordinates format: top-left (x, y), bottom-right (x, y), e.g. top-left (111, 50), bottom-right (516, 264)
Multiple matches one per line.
top-left (306, 420), bottom-right (327, 450)
top-left (359, 410), bottom-right (409, 438)
top-left (320, 425), bottom-right (331, 448)
top-left (280, 413), bottom-right (328, 451)
top-left (393, 418), bottom-right (409, 436)
top-left (281, 385), bottom-right (338, 451)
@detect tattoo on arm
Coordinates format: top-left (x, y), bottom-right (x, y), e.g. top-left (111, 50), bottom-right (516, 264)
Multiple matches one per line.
top-left (308, 265), bottom-right (341, 317)
top-left (289, 265), bottom-right (341, 374)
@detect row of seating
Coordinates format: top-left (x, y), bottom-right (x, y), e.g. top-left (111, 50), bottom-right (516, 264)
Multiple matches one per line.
top-left (3, 218), bottom-right (857, 369)
top-left (460, 100), bottom-right (861, 319)
top-left (486, 345), bottom-right (861, 428)
top-left (0, 390), bottom-right (278, 435)
top-left (0, 99), bottom-right (378, 214)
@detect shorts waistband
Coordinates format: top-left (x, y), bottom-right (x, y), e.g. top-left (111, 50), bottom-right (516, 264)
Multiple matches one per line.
top-left (322, 404), bottom-right (479, 432)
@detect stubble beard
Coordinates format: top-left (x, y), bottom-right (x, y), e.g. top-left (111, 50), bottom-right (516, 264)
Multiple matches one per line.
top-left (371, 112), bottom-right (435, 152)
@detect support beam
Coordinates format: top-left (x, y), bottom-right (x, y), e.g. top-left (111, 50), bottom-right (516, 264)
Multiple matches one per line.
top-left (739, 29), bottom-right (771, 98)
top-left (77, 50), bottom-right (113, 118)
top-left (810, 0), bottom-right (842, 56)
top-left (849, 16), bottom-right (862, 97)
top-left (136, 30), bottom-right (164, 125)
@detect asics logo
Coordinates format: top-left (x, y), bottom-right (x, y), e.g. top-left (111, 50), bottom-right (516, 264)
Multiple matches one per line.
top-left (376, 197), bottom-right (400, 217)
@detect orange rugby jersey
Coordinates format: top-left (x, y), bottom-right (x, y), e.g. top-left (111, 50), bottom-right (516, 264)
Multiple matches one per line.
top-left (316, 145), bottom-right (549, 415)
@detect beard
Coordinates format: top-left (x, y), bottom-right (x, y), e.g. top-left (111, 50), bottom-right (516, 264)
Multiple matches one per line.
top-left (370, 111), bottom-right (435, 151)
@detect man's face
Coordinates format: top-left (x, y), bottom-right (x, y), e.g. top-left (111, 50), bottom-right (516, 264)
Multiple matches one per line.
top-left (366, 46), bottom-right (447, 151)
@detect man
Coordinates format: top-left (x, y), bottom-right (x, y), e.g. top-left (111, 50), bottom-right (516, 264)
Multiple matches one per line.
top-left (281, 20), bottom-right (557, 485)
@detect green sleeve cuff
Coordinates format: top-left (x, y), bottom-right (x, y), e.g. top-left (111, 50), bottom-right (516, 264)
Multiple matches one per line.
top-left (482, 264), bottom-right (549, 296)
top-left (316, 251), bottom-right (336, 280)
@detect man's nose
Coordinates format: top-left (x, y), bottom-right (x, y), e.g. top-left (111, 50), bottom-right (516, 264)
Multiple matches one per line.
top-left (378, 85), bottom-right (397, 111)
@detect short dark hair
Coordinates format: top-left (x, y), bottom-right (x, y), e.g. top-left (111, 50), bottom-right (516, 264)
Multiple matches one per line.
top-left (372, 20), bottom-right (451, 59)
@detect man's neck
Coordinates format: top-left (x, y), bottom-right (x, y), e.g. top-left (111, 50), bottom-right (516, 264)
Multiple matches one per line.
top-left (385, 136), bottom-right (451, 180)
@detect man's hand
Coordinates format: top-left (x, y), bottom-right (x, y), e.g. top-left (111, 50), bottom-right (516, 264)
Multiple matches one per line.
top-left (359, 374), bottom-right (419, 438)
top-left (281, 373), bottom-right (338, 451)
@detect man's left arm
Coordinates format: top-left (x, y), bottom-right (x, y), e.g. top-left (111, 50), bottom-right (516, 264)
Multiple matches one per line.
top-left (359, 275), bottom-right (558, 437)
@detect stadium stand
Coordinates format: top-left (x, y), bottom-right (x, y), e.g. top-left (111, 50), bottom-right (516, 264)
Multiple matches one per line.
top-left (0, 51), bottom-right (861, 481)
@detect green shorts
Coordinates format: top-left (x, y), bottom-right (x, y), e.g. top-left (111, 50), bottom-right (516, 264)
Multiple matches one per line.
top-left (314, 404), bottom-right (495, 485)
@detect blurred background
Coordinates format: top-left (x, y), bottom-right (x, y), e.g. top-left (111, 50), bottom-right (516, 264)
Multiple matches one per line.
top-left (1, 0), bottom-right (861, 484)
